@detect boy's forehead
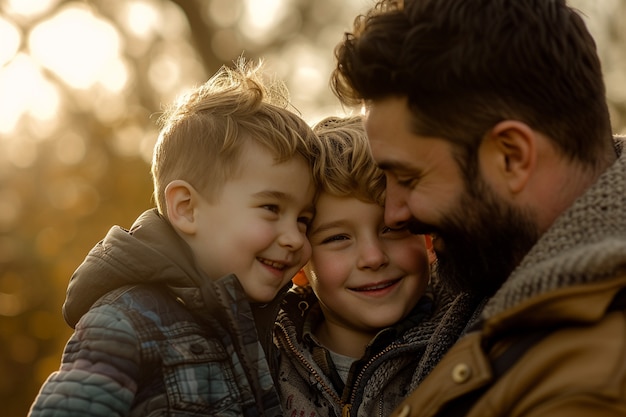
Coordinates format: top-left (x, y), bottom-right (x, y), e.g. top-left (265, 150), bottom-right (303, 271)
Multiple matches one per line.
top-left (312, 192), bottom-right (380, 223)
top-left (238, 135), bottom-right (308, 161)
top-left (231, 147), bottom-right (313, 186)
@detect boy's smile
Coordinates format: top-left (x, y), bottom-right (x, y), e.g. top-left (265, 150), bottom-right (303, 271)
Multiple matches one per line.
top-left (307, 193), bottom-right (430, 356)
top-left (348, 277), bottom-right (403, 295)
top-left (187, 141), bottom-right (315, 303)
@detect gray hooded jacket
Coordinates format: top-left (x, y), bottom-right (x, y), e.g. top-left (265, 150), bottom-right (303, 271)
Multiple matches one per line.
top-left (28, 209), bottom-right (283, 417)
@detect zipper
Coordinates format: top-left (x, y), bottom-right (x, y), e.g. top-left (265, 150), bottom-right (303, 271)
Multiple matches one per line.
top-left (275, 322), bottom-right (343, 406)
top-left (277, 321), bottom-right (413, 417)
top-left (348, 342), bottom-right (412, 409)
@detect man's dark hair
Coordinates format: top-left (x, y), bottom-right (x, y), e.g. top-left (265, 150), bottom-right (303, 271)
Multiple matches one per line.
top-left (332, 0), bottom-right (614, 174)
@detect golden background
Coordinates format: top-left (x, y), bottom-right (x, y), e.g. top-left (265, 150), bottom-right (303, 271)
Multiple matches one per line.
top-left (0, 0), bottom-right (624, 415)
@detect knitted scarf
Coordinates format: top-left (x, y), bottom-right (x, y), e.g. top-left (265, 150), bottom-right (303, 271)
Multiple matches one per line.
top-left (482, 138), bottom-right (626, 318)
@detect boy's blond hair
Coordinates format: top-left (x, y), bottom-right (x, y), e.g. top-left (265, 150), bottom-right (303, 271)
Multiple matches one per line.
top-left (312, 116), bottom-right (385, 206)
top-left (152, 58), bottom-right (322, 215)
top-left (296, 116), bottom-right (386, 286)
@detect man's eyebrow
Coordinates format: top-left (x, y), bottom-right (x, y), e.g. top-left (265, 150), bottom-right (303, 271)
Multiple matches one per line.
top-left (376, 161), bottom-right (395, 171)
top-left (376, 160), bottom-right (417, 173)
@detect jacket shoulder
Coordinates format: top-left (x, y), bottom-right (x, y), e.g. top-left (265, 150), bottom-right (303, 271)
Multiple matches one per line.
top-left (494, 306), bottom-right (626, 415)
top-left (390, 296), bottom-right (626, 417)
top-left (95, 284), bottom-right (193, 321)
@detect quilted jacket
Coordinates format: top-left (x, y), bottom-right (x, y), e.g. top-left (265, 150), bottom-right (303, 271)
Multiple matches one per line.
top-left (388, 139), bottom-right (626, 417)
top-left (28, 209), bottom-right (283, 417)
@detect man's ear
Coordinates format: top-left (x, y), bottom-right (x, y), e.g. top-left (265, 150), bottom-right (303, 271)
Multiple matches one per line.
top-left (480, 120), bottom-right (536, 194)
top-left (165, 180), bottom-right (198, 235)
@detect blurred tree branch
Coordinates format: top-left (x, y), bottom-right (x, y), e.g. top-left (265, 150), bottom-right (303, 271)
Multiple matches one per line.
top-left (170, 0), bottom-right (221, 75)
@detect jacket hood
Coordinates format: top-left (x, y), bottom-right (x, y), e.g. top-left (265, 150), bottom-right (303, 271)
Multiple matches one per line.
top-left (482, 138), bottom-right (626, 322)
top-left (63, 209), bottom-right (209, 327)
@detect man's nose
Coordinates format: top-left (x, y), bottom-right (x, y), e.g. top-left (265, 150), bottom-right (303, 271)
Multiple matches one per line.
top-left (384, 181), bottom-right (412, 228)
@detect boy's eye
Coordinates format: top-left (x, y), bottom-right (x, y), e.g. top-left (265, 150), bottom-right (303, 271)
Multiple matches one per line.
top-left (382, 225), bottom-right (409, 235)
top-left (297, 216), bottom-right (312, 232)
top-left (298, 216), bottom-right (312, 226)
top-left (261, 204), bottom-right (279, 213)
top-left (321, 234), bottom-right (349, 244)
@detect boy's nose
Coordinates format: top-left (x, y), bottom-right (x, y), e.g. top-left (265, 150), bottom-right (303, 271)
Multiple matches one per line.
top-left (357, 239), bottom-right (389, 271)
top-left (278, 223), bottom-right (305, 250)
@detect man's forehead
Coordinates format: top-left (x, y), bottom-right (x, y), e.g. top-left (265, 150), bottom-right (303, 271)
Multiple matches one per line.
top-left (365, 98), bottom-right (411, 135)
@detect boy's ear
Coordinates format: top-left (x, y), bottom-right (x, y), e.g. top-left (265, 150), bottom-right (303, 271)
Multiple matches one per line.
top-left (165, 180), bottom-right (198, 235)
top-left (480, 120), bottom-right (536, 195)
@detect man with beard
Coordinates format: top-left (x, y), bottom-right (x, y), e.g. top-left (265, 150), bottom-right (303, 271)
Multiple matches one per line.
top-left (330, 0), bottom-right (626, 416)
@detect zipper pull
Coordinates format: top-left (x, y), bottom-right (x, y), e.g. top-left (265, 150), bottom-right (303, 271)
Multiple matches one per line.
top-left (298, 301), bottom-right (309, 317)
top-left (342, 404), bottom-right (352, 417)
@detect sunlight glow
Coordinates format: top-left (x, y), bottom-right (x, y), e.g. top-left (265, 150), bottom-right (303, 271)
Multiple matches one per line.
top-left (29, 4), bottom-right (123, 89)
top-left (284, 44), bottom-right (327, 98)
top-left (0, 54), bottom-right (60, 135)
top-left (98, 59), bottom-right (130, 93)
top-left (146, 41), bottom-right (202, 99)
top-left (5, 0), bottom-right (59, 18)
top-left (0, 18), bottom-right (21, 67)
top-left (241, 0), bottom-right (286, 37)
top-left (123, 0), bottom-right (162, 39)
top-left (149, 53), bottom-right (182, 95)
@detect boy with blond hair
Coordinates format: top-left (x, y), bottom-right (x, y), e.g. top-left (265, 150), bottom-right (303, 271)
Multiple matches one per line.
top-left (273, 116), bottom-right (472, 417)
top-left (28, 59), bottom-right (323, 417)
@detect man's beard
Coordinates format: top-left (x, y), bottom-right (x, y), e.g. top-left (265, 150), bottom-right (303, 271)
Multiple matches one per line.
top-left (431, 177), bottom-right (540, 299)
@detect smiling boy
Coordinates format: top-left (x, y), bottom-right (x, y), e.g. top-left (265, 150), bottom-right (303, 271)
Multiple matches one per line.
top-left (28, 59), bottom-right (323, 417)
top-left (273, 116), bottom-right (471, 417)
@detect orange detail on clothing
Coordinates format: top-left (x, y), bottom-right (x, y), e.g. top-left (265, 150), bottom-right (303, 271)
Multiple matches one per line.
top-left (292, 269), bottom-right (308, 286)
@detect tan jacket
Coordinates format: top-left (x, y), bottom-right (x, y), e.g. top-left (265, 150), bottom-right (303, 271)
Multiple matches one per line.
top-left (390, 274), bottom-right (626, 417)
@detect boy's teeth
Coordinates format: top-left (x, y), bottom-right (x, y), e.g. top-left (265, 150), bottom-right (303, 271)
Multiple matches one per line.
top-left (260, 258), bottom-right (285, 270)
top-left (354, 281), bottom-right (395, 291)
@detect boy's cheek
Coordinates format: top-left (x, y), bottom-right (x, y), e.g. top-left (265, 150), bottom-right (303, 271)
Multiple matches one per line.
top-left (391, 237), bottom-right (430, 269)
top-left (298, 241), bottom-right (313, 268)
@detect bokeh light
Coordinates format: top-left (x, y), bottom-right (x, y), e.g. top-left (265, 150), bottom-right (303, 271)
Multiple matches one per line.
top-left (123, 0), bottom-right (162, 39)
top-left (4, 0), bottom-right (60, 18)
top-left (241, 0), bottom-right (287, 37)
top-left (0, 54), bottom-right (60, 136)
top-left (0, 18), bottom-right (21, 66)
top-left (29, 4), bottom-right (123, 89)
